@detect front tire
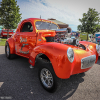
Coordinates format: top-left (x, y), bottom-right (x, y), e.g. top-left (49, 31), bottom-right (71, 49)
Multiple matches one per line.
top-left (38, 62), bottom-right (62, 93)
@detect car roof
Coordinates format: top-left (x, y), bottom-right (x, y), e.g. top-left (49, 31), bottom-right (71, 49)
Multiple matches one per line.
top-left (22, 18), bottom-right (55, 23)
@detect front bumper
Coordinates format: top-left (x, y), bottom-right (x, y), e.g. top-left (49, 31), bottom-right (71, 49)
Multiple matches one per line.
top-left (70, 49), bottom-right (97, 76)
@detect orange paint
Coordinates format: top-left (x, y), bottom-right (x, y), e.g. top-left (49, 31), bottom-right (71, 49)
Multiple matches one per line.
top-left (6, 18), bottom-right (98, 79)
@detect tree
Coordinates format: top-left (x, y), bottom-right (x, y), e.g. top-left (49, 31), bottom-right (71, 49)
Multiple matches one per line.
top-left (77, 8), bottom-right (100, 34)
top-left (0, 0), bottom-right (22, 38)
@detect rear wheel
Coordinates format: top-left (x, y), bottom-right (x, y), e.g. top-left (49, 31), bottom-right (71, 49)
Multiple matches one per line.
top-left (38, 61), bottom-right (62, 93)
top-left (5, 42), bottom-right (15, 59)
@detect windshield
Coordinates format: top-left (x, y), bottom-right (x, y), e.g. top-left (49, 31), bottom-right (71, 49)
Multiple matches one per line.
top-left (35, 21), bottom-right (59, 30)
top-left (2, 30), bottom-right (13, 32)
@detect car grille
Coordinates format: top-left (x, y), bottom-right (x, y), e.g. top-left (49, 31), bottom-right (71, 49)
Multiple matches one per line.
top-left (81, 55), bottom-right (96, 69)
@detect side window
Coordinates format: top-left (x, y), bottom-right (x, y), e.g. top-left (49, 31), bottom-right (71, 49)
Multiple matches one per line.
top-left (20, 22), bottom-right (33, 32)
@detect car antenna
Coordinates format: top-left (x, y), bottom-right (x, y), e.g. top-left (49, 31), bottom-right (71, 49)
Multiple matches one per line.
top-left (40, 15), bottom-right (41, 19)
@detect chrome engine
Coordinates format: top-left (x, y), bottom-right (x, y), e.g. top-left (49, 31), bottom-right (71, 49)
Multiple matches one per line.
top-left (55, 28), bottom-right (79, 46)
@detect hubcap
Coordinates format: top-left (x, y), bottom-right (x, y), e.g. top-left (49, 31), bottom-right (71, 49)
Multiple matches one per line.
top-left (40, 68), bottom-right (53, 88)
top-left (6, 45), bottom-right (9, 56)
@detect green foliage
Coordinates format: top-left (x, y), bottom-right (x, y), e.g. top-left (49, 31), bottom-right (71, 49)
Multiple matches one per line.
top-left (0, 38), bottom-right (7, 46)
top-left (0, 0), bottom-right (22, 29)
top-left (77, 8), bottom-right (100, 34)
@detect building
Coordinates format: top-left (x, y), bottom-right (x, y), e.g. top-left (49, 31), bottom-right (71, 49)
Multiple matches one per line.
top-left (48, 18), bottom-right (71, 33)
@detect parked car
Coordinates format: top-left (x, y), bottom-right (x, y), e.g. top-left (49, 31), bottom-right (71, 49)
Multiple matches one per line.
top-left (95, 32), bottom-right (100, 56)
top-left (5, 18), bottom-right (99, 92)
top-left (1, 29), bottom-right (15, 37)
top-left (0, 29), bottom-right (2, 36)
top-left (95, 32), bottom-right (100, 43)
top-left (79, 32), bottom-right (88, 41)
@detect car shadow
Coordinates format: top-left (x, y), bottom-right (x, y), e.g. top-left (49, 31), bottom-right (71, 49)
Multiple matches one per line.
top-left (54, 73), bottom-right (85, 99)
top-left (0, 54), bottom-right (85, 100)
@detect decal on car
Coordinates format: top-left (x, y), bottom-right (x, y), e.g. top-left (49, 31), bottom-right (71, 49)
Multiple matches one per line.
top-left (19, 49), bottom-right (29, 54)
top-left (20, 37), bottom-right (27, 43)
top-left (19, 43), bottom-right (29, 54)
top-left (21, 44), bottom-right (28, 50)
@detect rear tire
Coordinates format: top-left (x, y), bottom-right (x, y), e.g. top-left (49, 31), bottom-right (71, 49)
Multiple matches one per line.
top-left (5, 42), bottom-right (15, 59)
top-left (38, 60), bottom-right (62, 93)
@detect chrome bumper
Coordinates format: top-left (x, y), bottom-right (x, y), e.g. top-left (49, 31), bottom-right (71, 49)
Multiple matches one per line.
top-left (81, 55), bottom-right (96, 69)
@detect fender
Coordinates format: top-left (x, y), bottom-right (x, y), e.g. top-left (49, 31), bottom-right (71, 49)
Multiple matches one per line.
top-left (29, 42), bottom-right (73, 79)
top-left (79, 41), bottom-right (98, 62)
top-left (79, 41), bottom-right (96, 47)
top-left (6, 38), bottom-right (15, 54)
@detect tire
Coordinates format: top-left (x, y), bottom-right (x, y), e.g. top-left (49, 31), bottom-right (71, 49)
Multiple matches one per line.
top-left (38, 61), bottom-right (62, 93)
top-left (5, 42), bottom-right (15, 59)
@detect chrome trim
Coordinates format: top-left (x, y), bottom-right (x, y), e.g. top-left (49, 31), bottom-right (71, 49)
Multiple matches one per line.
top-left (55, 28), bottom-right (67, 32)
top-left (81, 55), bottom-right (96, 69)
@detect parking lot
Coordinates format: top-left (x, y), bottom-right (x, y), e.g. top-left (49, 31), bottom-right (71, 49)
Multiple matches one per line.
top-left (0, 46), bottom-right (100, 100)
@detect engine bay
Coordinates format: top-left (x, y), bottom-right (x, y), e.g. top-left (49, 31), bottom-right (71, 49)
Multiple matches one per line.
top-left (54, 31), bottom-right (79, 46)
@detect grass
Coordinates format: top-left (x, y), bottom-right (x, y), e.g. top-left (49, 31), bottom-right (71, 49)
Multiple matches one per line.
top-left (0, 38), bottom-right (7, 46)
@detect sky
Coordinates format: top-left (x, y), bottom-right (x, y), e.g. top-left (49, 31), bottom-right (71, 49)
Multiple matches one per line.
top-left (1, 0), bottom-right (100, 31)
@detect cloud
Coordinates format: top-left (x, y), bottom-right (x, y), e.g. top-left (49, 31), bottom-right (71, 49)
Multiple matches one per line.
top-left (18, 0), bottom-right (80, 23)
top-left (1, 0), bottom-right (100, 31)
top-left (16, 0), bottom-right (100, 31)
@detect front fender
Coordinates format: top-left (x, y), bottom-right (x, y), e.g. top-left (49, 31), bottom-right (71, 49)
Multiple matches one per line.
top-left (79, 41), bottom-right (98, 62)
top-left (6, 38), bottom-right (15, 54)
top-left (29, 42), bottom-right (73, 79)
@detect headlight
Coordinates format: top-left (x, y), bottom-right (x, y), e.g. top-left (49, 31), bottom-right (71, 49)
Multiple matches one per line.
top-left (67, 47), bottom-right (74, 63)
top-left (96, 44), bottom-right (99, 54)
top-left (76, 39), bottom-right (79, 45)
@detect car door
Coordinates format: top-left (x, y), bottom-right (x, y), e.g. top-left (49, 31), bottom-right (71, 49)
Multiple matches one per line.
top-left (15, 21), bottom-right (37, 58)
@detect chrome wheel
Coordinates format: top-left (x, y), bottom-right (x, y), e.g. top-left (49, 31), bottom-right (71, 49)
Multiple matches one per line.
top-left (40, 68), bottom-right (53, 88)
top-left (6, 45), bottom-right (10, 56)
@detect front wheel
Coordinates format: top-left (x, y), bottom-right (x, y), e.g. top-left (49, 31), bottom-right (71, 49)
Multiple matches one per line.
top-left (38, 62), bottom-right (62, 93)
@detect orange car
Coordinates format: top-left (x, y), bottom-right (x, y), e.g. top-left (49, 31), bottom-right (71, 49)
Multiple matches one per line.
top-left (5, 18), bottom-right (99, 92)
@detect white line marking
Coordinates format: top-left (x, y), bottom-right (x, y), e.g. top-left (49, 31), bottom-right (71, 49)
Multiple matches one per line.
top-left (0, 82), bottom-right (4, 88)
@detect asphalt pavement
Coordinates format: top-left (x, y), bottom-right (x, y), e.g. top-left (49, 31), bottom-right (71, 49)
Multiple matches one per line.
top-left (0, 46), bottom-right (100, 100)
